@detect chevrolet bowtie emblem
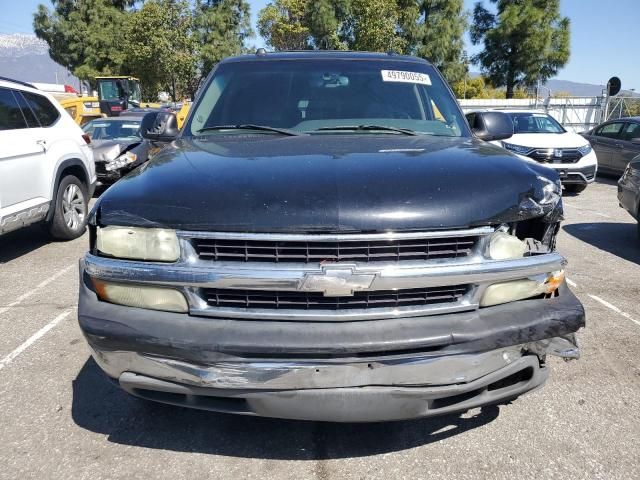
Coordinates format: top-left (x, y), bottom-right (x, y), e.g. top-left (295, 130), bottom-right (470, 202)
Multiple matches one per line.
top-left (299, 266), bottom-right (376, 296)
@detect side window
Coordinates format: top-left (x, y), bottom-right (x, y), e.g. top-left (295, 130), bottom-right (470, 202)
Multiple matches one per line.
top-left (622, 123), bottom-right (640, 141)
top-left (595, 122), bottom-right (624, 139)
top-left (20, 91), bottom-right (60, 127)
top-left (12, 90), bottom-right (40, 128)
top-left (0, 88), bottom-right (28, 130)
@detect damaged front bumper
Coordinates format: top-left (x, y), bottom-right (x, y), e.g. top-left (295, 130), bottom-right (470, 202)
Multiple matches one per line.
top-left (78, 263), bottom-right (584, 422)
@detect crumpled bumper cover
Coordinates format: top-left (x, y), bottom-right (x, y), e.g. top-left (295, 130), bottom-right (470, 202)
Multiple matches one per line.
top-left (78, 266), bottom-right (585, 421)
top-left (79, 269), bottom-right (584, 360)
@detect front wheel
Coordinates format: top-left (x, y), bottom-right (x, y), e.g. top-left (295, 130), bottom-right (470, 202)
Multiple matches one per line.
top-left (564, 184), bottom-right (587, 194)
top-left (48, 175), bottom-right (88, 240)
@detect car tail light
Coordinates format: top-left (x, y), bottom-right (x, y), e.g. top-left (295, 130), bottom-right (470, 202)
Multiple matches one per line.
top-left (110, 105), bottom-right (123, 112)
top-left (82, 133), bottom-right (91, 145)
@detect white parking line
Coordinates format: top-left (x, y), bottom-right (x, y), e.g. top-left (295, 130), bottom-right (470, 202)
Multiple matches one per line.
top-left (588, 294), bottom-right (640, 328)
top-left (0, 309), bottom-right (73, 372)
top-left (568, 205), bottom-right (612, 219)
top-left (0, 264), bottom-right (74, 317)
top-left (566, 278), bottom-right (577, 288)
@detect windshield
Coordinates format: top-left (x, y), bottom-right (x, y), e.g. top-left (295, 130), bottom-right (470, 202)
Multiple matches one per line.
top-left (98, 80), bottom-right (126, 101)
top-left (83, 119), bottom-right (142, 140)
top-left (508, 112), bottom-right (565, 134)
top-left (187, 59), bottom-right (468, 137)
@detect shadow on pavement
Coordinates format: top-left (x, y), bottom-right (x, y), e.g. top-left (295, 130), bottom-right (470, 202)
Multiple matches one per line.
top-left (563, 222), bottom-right (639, 265)
top-left (93, 183), bottom-right (110, 198)
top-left (71, 358), bottom-right (500, 459)
top-left (0, 225), bottom-right (52, 264)
top-left (595, 174), bottom-right (621, 186)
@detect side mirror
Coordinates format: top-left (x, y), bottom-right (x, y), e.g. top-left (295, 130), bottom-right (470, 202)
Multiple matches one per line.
top-left (141, 112), bottom-right (179, 142)
top-left (470, 111), bottom-right (514, 142)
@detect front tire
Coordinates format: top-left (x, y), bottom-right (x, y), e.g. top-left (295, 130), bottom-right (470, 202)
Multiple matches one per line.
top-left (48, 175), bottom-right (88, 240)
top-left (564, 184), bottom-right (587, 194)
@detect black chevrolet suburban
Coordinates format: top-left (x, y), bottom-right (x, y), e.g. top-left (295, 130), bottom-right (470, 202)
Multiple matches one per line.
top-left (79, 51), bottom-right (585, 422)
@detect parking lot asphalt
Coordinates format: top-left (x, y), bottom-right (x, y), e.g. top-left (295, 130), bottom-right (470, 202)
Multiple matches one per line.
top-left (0, 177), bottom-right (639, 480)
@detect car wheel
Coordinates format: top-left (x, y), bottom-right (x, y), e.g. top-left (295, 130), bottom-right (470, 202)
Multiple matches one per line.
top-left (564, 184), bottom-right (587, 194)
top-left (48, 175), bottom-right (88, 240)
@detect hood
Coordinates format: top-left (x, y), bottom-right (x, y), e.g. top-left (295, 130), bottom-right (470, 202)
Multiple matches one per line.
top-left (95, 134), bottom-right (560, 232)
top-left (92, 139), bottom-right (141, 163)
top-left (503, 132), bottom-right (589, 149)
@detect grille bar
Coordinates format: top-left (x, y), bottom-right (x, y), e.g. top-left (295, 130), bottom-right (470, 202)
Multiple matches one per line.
top-left (526, 148), bottom-right (582, 164)
top-left (202, 286), bottom-right (469, 311)
top-left (194, 237), bottom-right (478, 263)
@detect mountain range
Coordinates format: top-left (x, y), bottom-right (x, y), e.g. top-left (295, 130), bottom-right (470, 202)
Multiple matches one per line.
top-left (0, 33), bottom-right (77, 86)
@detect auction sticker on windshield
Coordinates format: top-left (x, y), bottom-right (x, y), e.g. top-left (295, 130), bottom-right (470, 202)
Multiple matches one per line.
top-left (381, 70), bottom-right (431, 85)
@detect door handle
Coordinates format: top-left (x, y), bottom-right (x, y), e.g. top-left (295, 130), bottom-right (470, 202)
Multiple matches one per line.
top-left (36, 139), bottom-right (47, 152)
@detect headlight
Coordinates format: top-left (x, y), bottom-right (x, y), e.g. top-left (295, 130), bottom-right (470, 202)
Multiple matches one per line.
top-left (105, 151), bottom-right (137, 171)
top-left (92, 279), bottom-right (188, 313)
top-left (480, 270), bottom-right (564, 307)
top-left (488, 231), bottom-right (527, 260)
top-left (577, 144), bottom-right (592, 156)
top-left (502, 142), bottom-right (533, 156)
top-left (96, 226), bottom-right (180, 262)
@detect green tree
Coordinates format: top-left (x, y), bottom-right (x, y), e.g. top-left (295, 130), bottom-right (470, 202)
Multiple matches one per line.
top-left (452, 75), bottom-right (490, 99)
top-left (124, 0), bottom-right (198, 101)
top-left (452, 75), bottom-right (529, 99)
top-left (258, 0), bottom-right (310, 50)
top-left (33, 0), bottom-right (129, 80)
top-left (343, 0), bottom-right (406, 52)
top-left (196, 0), bottom-right (253, 75)
top-left (470, 0), bottom-right (570, 98)
top-left (257, 0), bottom-right (467, 82)
top-left (306, 0), bottom-right (350, 49)
top-left (403, 0), bottom-right (468, 83)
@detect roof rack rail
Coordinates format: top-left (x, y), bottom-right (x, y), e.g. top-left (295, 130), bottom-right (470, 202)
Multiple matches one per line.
top-left (0, 76), bottom-right (36, 89)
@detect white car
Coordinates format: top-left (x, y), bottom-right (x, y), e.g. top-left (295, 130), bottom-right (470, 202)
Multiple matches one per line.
top-left (467, 109), bottom-right (598, 193)
top-left (0, 77), bottom-right (96, 239)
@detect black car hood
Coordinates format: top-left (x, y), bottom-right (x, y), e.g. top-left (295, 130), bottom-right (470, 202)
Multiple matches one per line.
top-left (95, 134), bottom-right (560, 232)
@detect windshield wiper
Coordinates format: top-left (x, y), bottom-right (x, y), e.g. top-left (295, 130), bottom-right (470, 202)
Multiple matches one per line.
top-left (195, 124), bottom-right (304, 136)
top-left (314, 125), bottom-right (419, 136)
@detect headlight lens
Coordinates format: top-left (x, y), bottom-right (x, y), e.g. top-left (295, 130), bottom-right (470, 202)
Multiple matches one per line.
top-left (92, 279), bottom-right (188, 313)
top-left (480, 270), bottom-right (564, 307)
top-left (488, 231), bottom-right (527, 260)
top-left (502, 142), bottom-right (533, 156)
top-left (577, 144), bottom-right (592, 156)
top-left (96, 226), bottom-right (180, 262)
top-left (105, 151), bottom-right (137, 172)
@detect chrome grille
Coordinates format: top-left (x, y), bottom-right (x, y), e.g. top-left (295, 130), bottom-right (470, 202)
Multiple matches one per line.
top-left (527, 148), bottom-right (582, 164)
top-left (202, 285), bottom-right (469, 310)
top-left (192, 236), bottom-right (478, 263)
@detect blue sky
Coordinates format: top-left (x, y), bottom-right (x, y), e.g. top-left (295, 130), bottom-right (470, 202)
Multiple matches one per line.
top-left (1, 0), bottom-right (638, 91)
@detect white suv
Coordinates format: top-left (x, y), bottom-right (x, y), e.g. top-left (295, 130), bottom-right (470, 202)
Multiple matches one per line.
top-left (0, 77), bottom-right (96, 239)
top-left (467, 109), bottom-right (598, 194)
